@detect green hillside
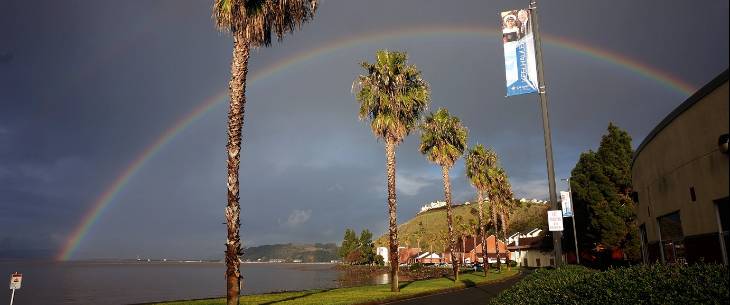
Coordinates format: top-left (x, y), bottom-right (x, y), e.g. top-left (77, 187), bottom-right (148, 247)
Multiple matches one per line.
top-left (243, 243), bottom-right (338, 262)
top-left (374, 200), bottom-right (548, 251)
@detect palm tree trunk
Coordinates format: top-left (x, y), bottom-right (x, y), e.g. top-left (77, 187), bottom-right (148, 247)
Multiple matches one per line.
top-left (462, 235), bottom-right (466, 265)
top-left (225, 31), bottom-right (249, 305)
top-left (500, 212), bottom-right (509, 270)
top-left (385, 138), bottom-right (399, 292)
top-left (441, 166), bottom-right (458, 282)
top-left (472, 233), bottom-right (476, 266)
top-left (491, 196), bottom-right (501, 271)
top-left (477, 190), bottom-right (488, 276)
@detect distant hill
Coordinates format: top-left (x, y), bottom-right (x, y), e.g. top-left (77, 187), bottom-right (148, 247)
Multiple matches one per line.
top-left (374, 200), bottom-right (548, 251)
top-left (243, 243), bottom-right (338, 262)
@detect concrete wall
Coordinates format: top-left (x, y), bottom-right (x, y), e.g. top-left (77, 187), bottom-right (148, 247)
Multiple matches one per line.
top-left (632, 77), bottom-right (729, 263)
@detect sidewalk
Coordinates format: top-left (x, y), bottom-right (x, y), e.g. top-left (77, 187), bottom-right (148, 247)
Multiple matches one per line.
top-left (383, 272), bottom-right (525, 305)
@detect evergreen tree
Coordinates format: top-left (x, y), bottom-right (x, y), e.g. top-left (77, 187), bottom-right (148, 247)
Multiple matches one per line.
top-left (338, 228), bottom-right (358, 263)
top-left (570, 123), bottom-right (640, 263)
top-left (338, 228), bottom-right (378, 265)
top-left (358, 229), bottom-right (376, 265)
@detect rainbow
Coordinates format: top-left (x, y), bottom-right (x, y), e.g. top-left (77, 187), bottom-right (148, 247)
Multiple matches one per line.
top-left (57, 24), bottom-right (697, 261)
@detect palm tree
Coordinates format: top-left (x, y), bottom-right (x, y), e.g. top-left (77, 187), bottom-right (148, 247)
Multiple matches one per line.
top-left (419, 108), bottom-right (468, 282)
top-left (212, 1), bottom-right (317, 303)
top-left (488, 167), bottom-right (510, 271)
top-left (459, 219), bottom-right (471, 264)
top-left (465, 144), bottom-right (497, 276)
top-left (353, 50), bottom-right (430, 292)
top-left (415, 221), bottom-right (427, 249)
top-left (455, 215), bottom-right (468, 265)
top-left (466, 218), bottom-right (477, 264)
top-left (495, 169), bottom-right (515, 269)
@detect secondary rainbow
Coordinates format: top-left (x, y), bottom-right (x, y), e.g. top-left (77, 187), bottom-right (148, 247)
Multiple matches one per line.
top-left (57, 24), bottom-right (697, 261)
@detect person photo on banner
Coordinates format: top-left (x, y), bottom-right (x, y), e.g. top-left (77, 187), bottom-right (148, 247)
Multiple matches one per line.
top-left (517, 9), bottom-right (531, 39)
top-left (502, 14), bottom-right (519, 43)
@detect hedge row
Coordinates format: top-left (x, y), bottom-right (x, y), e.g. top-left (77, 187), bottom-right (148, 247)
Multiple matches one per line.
top-left (491, 264), bottom-right (729, 305)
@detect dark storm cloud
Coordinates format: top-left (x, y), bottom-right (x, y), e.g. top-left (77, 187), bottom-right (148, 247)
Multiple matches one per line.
top-left (0, 52), bottom-right (12, 64)
top-left (1, 0), bottom-right (727, 259)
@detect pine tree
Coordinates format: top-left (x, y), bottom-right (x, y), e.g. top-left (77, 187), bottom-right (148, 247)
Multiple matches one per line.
top-left (570, 123), bottom-right (640, 263)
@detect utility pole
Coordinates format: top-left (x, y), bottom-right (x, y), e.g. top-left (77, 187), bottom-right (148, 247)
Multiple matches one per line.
top-left (529, 0), bottom-right (563, 266)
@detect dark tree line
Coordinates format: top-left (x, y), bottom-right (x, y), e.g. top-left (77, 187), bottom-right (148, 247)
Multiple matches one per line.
top-left (339, 228), bottom-right (382, 265)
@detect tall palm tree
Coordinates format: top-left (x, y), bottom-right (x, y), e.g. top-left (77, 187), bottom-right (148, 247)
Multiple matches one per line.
top-left (465, 144), bottom-right (497, 276)
top-left (212, 1), bottom-right (317, 303)
top-left (488, 167), bottom-right (510, 271)
top-left (353, 50), bottom-right (430, 292)
top-left (495, 169), bottom-right (515, 269)
top-left (419, 108), bottom-right (468, 282)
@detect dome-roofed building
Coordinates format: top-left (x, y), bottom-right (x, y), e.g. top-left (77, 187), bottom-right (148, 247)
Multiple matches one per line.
top-left (632, 69), bottom-right (728, 265)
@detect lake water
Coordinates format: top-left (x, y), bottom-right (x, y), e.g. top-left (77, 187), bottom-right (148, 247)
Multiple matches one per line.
top-left (0, 261), bottom-right (388, 305)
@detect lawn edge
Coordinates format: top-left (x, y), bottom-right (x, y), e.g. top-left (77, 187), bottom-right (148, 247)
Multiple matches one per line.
top-left (144, 269), bottom-right (521, 305)
top-left (353, 269), bottom-right (523, 305)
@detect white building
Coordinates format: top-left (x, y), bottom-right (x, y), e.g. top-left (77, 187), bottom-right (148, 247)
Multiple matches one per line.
top-left (518, 198), bottom-right (549, 204)
top-left (376, 246), bottom-right (389, 264)
top-left (419, 201), bottom-right (447, 213)
top-left (507, 228), bottom-right (556, 267)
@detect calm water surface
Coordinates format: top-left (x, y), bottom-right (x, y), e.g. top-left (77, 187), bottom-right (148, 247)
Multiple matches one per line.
top-left (0, 261), bottom-right (387, 305)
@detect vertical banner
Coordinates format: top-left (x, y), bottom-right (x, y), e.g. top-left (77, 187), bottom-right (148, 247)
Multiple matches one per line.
top-left (501, 9), bottom-right (539, 96)
top-left (560, 191), bottom-right (573, 217)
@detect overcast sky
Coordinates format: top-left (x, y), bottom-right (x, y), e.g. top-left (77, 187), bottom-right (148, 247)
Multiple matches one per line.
top-left (1, 0), bottom-right (728, 259)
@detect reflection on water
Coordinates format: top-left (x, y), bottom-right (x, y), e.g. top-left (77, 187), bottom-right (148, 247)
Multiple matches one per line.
top-left (335, 266), bottom-right (388, 287)
top-left (0, 261), bottom-right (394, 305)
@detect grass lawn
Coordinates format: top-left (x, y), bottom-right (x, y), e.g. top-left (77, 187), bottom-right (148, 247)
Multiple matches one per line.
top-left (154, 269), bottom-right (519, 305)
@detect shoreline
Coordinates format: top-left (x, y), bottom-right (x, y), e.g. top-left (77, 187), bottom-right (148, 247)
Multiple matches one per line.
top-left (149, 269), bottom-right (521, 305)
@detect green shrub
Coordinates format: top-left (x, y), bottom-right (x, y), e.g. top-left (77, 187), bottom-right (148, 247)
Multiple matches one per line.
top-left (491, 264), bottom-right (729, 305)
top-left (491, 265), bottom-right (593, 305)
top-left (409, 263), bottom-right (423, 271)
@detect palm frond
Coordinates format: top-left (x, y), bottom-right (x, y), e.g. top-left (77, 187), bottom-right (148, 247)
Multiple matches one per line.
top-left (353, 50), bottom-right (430, 143)
top-left (213, 0), bottom-right (317, 47)
top-left (418, 108), bottom-right (468, 167)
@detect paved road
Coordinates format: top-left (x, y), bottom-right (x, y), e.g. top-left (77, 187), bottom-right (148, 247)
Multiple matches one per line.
top-left (384, 274), bottom-right (525, 305)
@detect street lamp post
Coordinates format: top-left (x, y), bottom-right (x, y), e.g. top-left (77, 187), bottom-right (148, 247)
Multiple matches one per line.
top-left (564, 178), bottom-right (580, 264)
top-left (530, 0), bottom-right (563, 266)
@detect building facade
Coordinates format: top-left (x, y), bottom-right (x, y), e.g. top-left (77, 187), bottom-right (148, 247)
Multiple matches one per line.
top-left (453, 234), bottom-right (510, 264)
top-left (507, 228), bottom-right (556, 267)
top-left (632, 70), bottom-right (729, 265)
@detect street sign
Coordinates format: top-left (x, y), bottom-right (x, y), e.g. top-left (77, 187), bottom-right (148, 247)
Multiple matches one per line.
top-left (560, 191), bottom-right (573, 217)
top-left (9, 273), bottom-right (21, 290)
top-left (548, 210), bottom-right (564, 231)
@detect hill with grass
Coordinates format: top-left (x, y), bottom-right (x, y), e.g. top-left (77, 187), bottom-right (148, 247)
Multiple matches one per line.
top-left (374, 200), bottom-right (548, 251)
top-left (243, 243), bottom-right (339, 262)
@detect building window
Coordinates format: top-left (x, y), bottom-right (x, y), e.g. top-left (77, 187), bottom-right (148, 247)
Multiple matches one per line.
top-left (639, 224), bottom-right (649, 263)
top-left (523, 258), bottom-right (528, 267)
top-left (717, 198), bottom-right (729, 264)
top-left (550, 258), bottom-right (555, 266)
top-left (690, 187), bottom-right (697, 202)
top-left (658, 211), bottom-right (685, 264)
top-left (536, 258), bottom-right (541, 267)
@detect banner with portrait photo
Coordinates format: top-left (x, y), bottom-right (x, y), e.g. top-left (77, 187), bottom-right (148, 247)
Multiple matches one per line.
top-left (501, 9), bottom-right (538, 97)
